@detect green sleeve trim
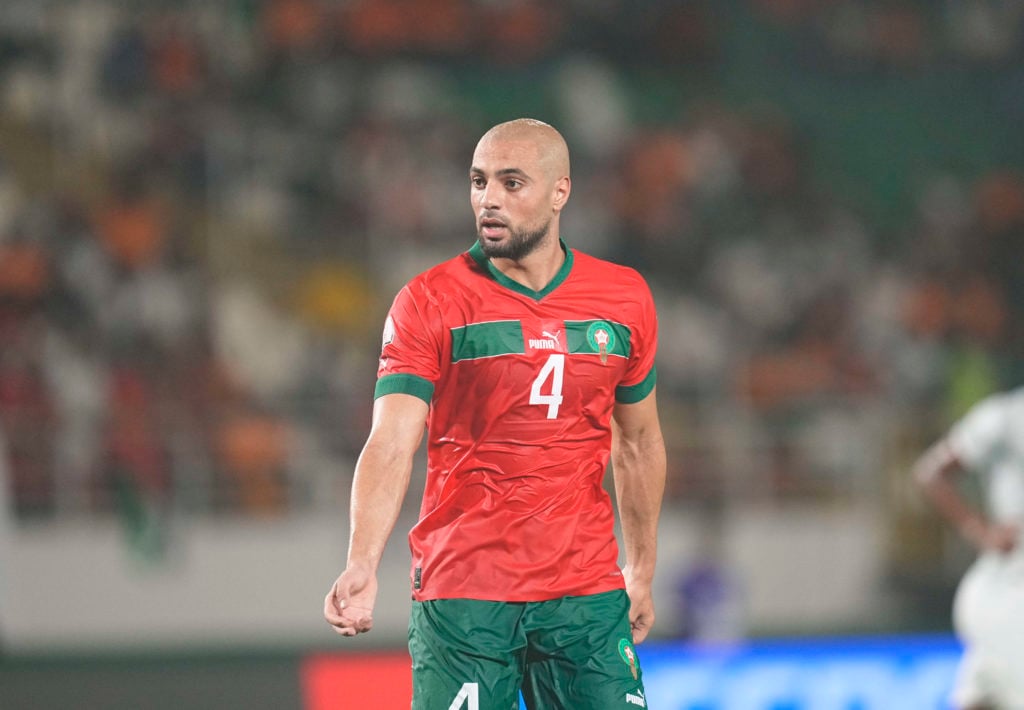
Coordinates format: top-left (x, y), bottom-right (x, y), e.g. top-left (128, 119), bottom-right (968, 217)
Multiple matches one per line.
top-left (374, 373), bottom-right (434, 404)
top-left (615, 366), bottom-right (656, 404)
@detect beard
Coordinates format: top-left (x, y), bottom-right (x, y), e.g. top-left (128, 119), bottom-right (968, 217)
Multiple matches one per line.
top-left (477, 219), bottom-right (551, 261)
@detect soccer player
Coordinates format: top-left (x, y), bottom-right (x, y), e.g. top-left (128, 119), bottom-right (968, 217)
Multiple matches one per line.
top-left (913, 386), bottom-right (1024, 710)
top-left (324, 118), bottom-right (666, 709)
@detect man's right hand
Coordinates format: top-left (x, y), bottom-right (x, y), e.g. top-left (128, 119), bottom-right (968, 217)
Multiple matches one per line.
top-left (324, 566), bottom-right (378, 636)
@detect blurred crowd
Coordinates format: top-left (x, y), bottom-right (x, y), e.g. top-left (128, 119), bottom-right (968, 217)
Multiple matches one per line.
top-left (0, 0), bottom-right (1022, 536)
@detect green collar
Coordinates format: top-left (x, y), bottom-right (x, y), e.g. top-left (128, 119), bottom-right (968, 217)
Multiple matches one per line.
top-left (468, 238), bottom-right (573, 301)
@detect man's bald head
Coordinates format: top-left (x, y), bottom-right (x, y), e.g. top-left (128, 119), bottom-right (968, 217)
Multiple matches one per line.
top-left (476, 118), bottom-right (570, 182)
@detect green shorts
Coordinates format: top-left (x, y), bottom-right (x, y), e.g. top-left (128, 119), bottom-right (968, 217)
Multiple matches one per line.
top-left (408, 589), bottom-right (647, 710)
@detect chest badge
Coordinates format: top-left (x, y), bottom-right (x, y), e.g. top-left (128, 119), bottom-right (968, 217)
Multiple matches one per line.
top-left (587, 321), bottom-right (615, 364)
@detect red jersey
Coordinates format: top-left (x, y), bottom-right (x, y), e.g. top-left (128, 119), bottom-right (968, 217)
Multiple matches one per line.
top-left (376, 240), bottom-right (658, 602)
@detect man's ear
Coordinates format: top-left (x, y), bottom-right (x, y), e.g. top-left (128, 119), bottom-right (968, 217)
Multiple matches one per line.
top-left (552, 176), bottom-right (571, 213)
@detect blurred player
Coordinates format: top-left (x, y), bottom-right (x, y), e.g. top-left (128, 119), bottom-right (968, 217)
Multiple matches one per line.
top-left (913, 386), bottom-right (1024, 710)
top-left (324, 118), bottom-right (666, 709)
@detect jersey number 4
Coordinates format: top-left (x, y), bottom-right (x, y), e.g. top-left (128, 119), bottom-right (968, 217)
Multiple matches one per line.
top-left (448, 682), bottom-right (479, 710)
top-left (529, 354), bottom-right (564, 419)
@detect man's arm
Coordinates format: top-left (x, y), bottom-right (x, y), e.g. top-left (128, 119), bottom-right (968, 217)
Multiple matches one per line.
top-left (913, 440), bottom-right (1017, 554)
top-left (324, 393), bottom-right (429, 636)
top-left (611, 388), bottom-right (666, 644)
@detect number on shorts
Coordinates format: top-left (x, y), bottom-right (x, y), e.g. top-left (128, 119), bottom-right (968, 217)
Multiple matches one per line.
top-left (529, 354), bottom-right (564, 419)
top-left (447, 682), bottom-right (479, 710)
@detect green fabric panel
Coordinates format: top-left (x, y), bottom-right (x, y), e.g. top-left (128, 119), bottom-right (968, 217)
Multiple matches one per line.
top-left (450, 320), bottom-right (524, 362)
top-left (565, 320), bottom-right (631, 359)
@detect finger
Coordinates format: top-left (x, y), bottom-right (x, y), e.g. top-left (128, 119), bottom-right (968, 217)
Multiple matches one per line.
top-left (324, 590), bottom-right (367, 629)
top-left (630, 610), bottom-right (653, 644)
top-left (326, 606), bottom-right (370, 636)
top-left (341, 604), bottom-right (374, 633)
top-left (324, 590), bottom-right (346, 625)
top-left (631, 620), bottom-right (649, 644)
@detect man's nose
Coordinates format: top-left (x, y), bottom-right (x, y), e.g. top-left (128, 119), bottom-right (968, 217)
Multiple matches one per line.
top-left (478, 182), bottom-right (501, 209)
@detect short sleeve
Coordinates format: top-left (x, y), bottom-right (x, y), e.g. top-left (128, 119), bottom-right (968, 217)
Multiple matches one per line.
top-left (616, 273), bottom-right (658, 404)
top-left (948, 395), bottom-right (1008, 473)
top-left (375, 283), bottom-right (442, 404)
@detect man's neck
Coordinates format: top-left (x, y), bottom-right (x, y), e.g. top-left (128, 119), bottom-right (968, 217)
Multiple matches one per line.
top-left (488, 236), bottom-right (566, 292)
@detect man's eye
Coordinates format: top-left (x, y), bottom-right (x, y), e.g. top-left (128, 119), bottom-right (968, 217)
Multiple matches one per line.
top-left (505, 180), bottom-right (521, 189)
top-left (471, 177), bottom-right (485, 188)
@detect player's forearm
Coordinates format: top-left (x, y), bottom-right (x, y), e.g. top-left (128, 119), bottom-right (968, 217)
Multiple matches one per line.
top-left (913, 441), bottom-right (988, 548)
top-left (346, 437), bottom-right (415, 572)
top-left (613, 430), bottom-right (666, 583)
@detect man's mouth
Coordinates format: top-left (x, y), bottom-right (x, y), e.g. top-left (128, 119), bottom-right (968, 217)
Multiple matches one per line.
top-left (479, 217), bottom-right (507, 238)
